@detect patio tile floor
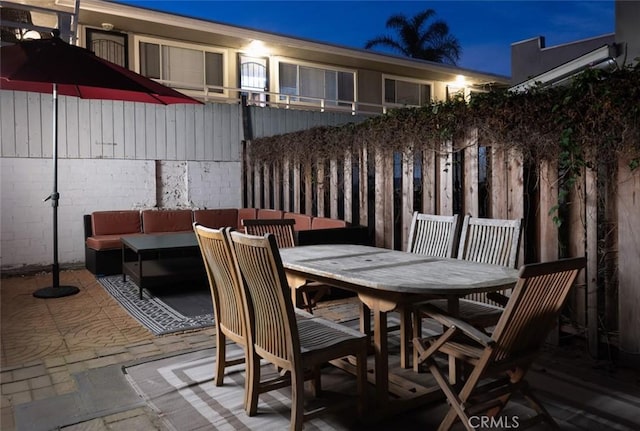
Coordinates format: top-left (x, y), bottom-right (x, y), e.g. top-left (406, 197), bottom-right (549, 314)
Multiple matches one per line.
top-left (1, 268), bottom-right (639, 430)
top-left (1, 269), bottom-right (216, 431)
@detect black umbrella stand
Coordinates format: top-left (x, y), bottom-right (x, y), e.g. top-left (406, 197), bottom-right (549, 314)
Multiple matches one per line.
top-left (33, 84), bottom-right (80, 298)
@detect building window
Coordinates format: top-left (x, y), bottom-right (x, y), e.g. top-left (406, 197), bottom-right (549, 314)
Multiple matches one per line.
top-left (135, 36), bottom-right (226, 96)
top-left (384, 76), bottom-right (432, 107)
top-left (278, 60), bottom-right (355, 107)
top-left (87, 29), bottom-right (127, 67)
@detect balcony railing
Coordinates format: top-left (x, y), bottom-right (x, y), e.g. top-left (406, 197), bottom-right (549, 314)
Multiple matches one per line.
top-left (0, 1), bottom-right (77, 44)
top-left (155, 79), bottom-right (414, 117)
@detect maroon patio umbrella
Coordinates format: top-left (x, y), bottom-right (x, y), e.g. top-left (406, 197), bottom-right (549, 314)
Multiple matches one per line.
top-left (1, 34), bottom-right (202, 298)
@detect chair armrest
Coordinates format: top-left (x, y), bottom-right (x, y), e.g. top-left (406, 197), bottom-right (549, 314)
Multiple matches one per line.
top-left (418, 303), bottom-right (495, 347)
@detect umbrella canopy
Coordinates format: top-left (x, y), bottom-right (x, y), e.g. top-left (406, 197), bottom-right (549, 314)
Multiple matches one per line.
top-left (0, 36), bottom-right (201, 105)
top-left (1, 36), bottom-right (201, 298)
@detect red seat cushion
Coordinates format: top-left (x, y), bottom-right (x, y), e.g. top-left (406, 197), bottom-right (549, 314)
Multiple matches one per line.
top-left (86, 233), bottom-right (143, 250)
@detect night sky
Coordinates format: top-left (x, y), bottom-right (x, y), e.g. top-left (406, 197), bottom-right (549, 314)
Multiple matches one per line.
top-left (115, 0), bottom-right (615, 77)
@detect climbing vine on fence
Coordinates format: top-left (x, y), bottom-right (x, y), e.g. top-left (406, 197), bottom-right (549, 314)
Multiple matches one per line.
top-left (250, 64), bottom-right (640, 172)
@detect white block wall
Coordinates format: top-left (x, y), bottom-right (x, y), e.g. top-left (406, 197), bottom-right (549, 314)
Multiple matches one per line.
top-left (0, 158), bottom-right (242, 271)
top-left (187, 161), bottom-right (242, 209)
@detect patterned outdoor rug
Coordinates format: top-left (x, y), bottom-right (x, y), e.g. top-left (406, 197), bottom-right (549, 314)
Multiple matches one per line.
top-left (123, 326), bottom-right (640, 431)
top-left (124, 342), bottom-right (640, 431)
top-left (125, 344), bottom-right (366, 431)
top-left (97, 275), bottom-right (214, 335)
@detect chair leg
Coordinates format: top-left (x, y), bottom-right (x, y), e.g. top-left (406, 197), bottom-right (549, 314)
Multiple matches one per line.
top-left (301, 290), bottom-right (315, 314)
top-left (400, 308), bottom-right (412, 368)
top-left (356, 350), bottom-right (368, 417)
top-left (214, 333), bottom-right (226, 386)
top-left (520, 382), bottom-right (560, 429)
top-left (309, 365), bottom-right (322, 397)
top-left (246, 351), bottom-right (261, 416)
top-left (290, 369), bottom-right (305, 431)
top-left (427, 359), bottom-right (474, 431)
top-left (412, 311), bottom-right (423, 372)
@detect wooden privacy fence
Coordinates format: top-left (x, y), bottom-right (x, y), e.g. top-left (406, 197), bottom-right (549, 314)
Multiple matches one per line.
top-left (243, 128), bottom-right (640, 362)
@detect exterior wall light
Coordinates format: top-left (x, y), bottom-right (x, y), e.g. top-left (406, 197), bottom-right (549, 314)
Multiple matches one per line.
top-left (245, 40), bottom-right (269, 57)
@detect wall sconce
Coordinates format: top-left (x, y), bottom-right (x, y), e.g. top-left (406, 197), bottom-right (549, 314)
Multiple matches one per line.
top-left (447, 75), bottom-right (468, 100)
top-left (244, 40), bottom-right (269, 57)
top-left (22, 30), bottom-right (41, 39)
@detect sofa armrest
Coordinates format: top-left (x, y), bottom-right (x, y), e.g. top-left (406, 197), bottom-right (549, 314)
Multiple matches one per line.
top-left (84, 214), bottom-right (93, 240)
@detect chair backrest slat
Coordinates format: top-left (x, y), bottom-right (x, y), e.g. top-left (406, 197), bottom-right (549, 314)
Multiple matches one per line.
top-left (457, 216), bottom-right (523, 305)
top-left (490, 257), bottom-right (585, 363)
top-left (457, 216), bottom-right (522, 268)
top-left (193, 224), bottom-right (245, 342)
top-left (230, 231), bottom-right (300, 370)
top-left (243, 218), bottom-right (296, 249)
top-left (406, 212), bottom-right (461, 258)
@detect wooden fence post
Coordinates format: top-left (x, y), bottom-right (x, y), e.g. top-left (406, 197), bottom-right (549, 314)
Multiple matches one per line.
top-left (539, 160), bottom-right (560, 345)
top-left (463, 128), bottom-right (479, 217)
top-left (343, 150), bottom-right (353, 223)
top-left (374, 147), bottom-right (393, 248)
top-left (585, 166), bottom-right (599, 357)
top-left (567, 167), bottom-right (587, 333)
top-left (359, 143), bottom-right (369, 228)
top-left (316, 160), bottom-right (325, 217)
top-left (401, 146), bottom-right (415, 250)
top-left (422, 149), bottom-right (436, 215)
top-left (263, 162), bottom-right (271, 209)
top-left (539, 160), bottom-right (559, 262)
top-left (490, 146), bottom-right (507, 219)
top-left (330, 159), bottom-right (339, 219)
top-left (304, 161), bottom-right (312, 215)
top-left (439, 141), bottom-right (454, 215)
top-left (617, 159), bottom-right (640, 367)
top-left (283, 158), bottom-right (290, 211)
top-left (507, 148), bottom-right (525, 266)
top-left (293, 160), bottom-right (302, 214)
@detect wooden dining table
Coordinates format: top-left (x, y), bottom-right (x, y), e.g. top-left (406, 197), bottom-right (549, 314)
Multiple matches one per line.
top-left (279, 244), bottom-right (519, 410)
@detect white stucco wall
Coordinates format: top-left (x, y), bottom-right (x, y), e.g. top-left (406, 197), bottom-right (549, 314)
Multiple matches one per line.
top-left (0, 158), bottom-right (242, 272)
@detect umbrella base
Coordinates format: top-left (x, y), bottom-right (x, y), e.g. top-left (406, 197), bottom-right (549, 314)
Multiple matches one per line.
top-left (33, 285), bottom-right (80, 298)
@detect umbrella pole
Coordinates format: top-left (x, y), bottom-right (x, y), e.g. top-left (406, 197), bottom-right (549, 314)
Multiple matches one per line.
top-left (34, 83), bottom-right (80, 299)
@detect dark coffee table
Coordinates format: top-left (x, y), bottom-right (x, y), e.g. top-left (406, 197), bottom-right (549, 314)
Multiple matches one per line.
top-left (121, 232), bottom-right (206, 299)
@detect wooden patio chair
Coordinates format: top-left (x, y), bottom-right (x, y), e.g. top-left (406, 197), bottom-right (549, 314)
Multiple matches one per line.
top-left (406, 212), bottom-right (462, 369)
top-left (414, 216), bottom-right (523, 339)
top-left (193, 224), bottom-right (248, 399)
top-left (406, 212), bottom-right (461, 258)
top-left (413, 257), bottom-right (585, 431)
top-left (242, 218), bottom-right (296, 247)
top-left (229, 231), bottom-right (368, 431)
top-left (243, 218), bottom-right (330, 313)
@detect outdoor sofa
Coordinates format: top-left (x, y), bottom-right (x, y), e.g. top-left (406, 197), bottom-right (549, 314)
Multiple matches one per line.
top-left (84, 208), bottom-right (371, 276)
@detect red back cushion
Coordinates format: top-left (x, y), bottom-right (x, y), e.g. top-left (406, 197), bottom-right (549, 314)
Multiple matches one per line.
top-left (237, 208), bottom-right (258, 227)
top-left (193, 208), bottom-right (239, 229)
top-left (311, 217), bottom-right (347, 229)
top-left (257, 209), bottom-right (284, 219)
top-left (91, 211), bottom-right (141, 236)
top-left (284, 212), bottom-right (312, 231)
top-left (142, 209), bottom-right (193, 233)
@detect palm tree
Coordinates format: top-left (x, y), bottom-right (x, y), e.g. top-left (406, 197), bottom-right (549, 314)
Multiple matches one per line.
top-left (365, 9), bottom-right (461, 65)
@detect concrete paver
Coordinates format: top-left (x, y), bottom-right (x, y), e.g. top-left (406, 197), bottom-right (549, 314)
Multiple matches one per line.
top-left (1, 269), bottom-right (215, 431)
